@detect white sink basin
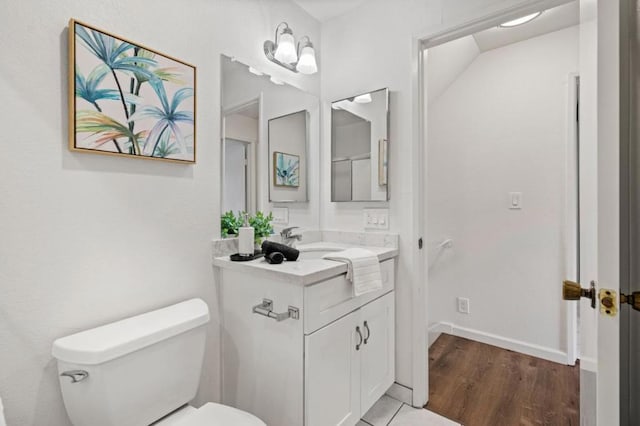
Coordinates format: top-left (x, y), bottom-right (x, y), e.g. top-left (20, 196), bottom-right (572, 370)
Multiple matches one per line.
top-left (297, 246), bottom-right (344, 260)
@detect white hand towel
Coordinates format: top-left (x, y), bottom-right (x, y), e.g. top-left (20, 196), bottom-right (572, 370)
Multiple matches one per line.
top-left (0, 395), bottom-right (6, 426)
top-left (322, 248), bottom-right (382, 296)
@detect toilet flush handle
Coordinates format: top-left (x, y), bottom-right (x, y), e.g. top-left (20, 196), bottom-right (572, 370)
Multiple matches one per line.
top-left (60, 370), bottom-right (89, 383)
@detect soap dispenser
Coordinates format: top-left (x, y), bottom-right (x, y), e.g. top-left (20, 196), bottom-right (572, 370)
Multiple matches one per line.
top-left (238, 213), bottom-right (255, 257)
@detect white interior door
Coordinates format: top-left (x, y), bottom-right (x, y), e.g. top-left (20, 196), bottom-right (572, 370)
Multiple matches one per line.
top-left (577, 0), bottom-right (622, 424)
top-left (223, 139), bottom-right (248, 213)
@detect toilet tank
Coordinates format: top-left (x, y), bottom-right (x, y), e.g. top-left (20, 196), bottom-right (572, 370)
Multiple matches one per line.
top-left (52, 299), bottom-right (210, 426)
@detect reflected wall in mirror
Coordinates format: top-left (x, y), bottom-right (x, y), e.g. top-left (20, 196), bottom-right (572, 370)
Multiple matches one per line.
top-left (331, 88), bottom-right (389, 202)
top-left (221, 55), bottom-right (316, 220)
top-left (269, 110), bottom-right (308, 201)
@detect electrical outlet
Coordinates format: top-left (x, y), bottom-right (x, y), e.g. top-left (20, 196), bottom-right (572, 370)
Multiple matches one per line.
top-left (457, 297), bottom-right (470, 314)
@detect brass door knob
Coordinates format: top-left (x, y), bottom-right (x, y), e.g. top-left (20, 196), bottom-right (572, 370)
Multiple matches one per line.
top-left (562, 280), bottom-right (596, 309)
top-left (621, 292), bottom-right (640, 311)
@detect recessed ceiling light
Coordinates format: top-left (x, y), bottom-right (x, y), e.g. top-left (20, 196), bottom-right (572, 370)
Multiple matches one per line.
top-left (332, 100), bottom-right (350, 110)
top-left (354, 93), bottom-right (372, 104)
top-left (498, 11), bottom-right (542, 28)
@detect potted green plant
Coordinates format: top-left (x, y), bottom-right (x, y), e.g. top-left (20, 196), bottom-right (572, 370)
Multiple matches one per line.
top-left (249, 211), bottom-right (274, 248)
top-left (221, 211), bottom-right (243, 238)
top-left (221, 211), bottom-right (274, 249)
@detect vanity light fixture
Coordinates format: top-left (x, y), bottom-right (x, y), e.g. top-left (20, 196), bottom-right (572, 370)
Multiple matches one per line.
top-left (498, 11), bottom-right (542, 28)
top-left (274, 23), bottom-right (298, 63)
top-left (264, 22), bottom-right (318, 75)
top-left (295, 36), bottom-right (318, 74)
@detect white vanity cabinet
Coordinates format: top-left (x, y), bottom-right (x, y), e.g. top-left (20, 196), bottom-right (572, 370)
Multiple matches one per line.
top-left (218, 257), bottom-right (396, 426)
top-left (305, 292), bottom-right (394, 426)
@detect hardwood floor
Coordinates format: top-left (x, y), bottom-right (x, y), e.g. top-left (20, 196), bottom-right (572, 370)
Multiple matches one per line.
top-left (426, 334), bottom-right (579, 426)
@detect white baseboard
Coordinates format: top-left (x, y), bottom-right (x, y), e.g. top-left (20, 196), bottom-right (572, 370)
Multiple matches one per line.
top-left (385, 382), bottom-right (412, 405)
top-left (579, 356), bottom-right (597, 372)
top-left (428, 322), bottom-right (568, 365)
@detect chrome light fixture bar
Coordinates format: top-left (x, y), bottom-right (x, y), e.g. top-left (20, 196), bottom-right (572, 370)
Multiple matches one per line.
top-left (264, 22), bottom-right (318, 75)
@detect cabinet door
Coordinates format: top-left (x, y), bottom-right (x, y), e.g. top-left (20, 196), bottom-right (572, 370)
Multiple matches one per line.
top-left (305, 309), bottom-right (361, 426)
top-left (360, 292), bottom-right (395, 414)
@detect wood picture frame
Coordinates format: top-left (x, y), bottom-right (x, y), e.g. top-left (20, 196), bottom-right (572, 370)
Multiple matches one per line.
top-left (273, 151), bottom-right (300, 187)
top-left (378, 138), bottom-right (388, 186)
top-left (69, 19), bottom-right (197, 163)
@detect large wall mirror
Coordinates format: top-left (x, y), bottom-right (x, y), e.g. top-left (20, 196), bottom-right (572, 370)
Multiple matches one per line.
top-left (331, 88), bottom-right (389, 202)
top-left (221, 55), bottom-right (317, 216)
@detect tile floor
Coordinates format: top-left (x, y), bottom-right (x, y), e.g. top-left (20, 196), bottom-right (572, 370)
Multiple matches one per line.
top-left (357, 395), bottom-right (460, 426)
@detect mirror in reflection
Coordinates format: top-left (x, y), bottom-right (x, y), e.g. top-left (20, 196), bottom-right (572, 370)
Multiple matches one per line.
top-left (269, 110), bottom-right (308, 201)
top-left (331, 88), bottom-right (389, 202)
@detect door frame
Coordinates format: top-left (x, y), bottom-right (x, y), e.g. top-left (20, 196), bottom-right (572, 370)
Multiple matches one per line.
top-left (410, 0), bottom-right (592, 409)
top-left (565, 72), bottom-right (581, 366)
top-left (620, 0), bottom-right (634, 423)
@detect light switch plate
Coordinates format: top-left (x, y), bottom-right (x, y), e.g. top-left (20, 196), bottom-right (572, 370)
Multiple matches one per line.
top-left (509, 192), bottom-right (523, 210)
top-left (364, 208), bottom-right (390, 230)
top-left (271, 207), bottom-right (289, 225)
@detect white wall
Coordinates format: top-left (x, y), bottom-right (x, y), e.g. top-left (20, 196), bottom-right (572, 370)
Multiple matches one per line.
top-left (226, 113), bottom-right (259, 143)
top-left (426, 35), bottom-right (480, 105)
top-left (319, 0), bottom-right (561, 389)
top-left (427, 27), bottom-right (579, 360)
top-left (0, 1), bottom-right (319, 424)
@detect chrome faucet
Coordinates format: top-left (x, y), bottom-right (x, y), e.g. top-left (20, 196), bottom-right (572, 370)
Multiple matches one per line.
top-left (280, 226), bottom-right (303, 247)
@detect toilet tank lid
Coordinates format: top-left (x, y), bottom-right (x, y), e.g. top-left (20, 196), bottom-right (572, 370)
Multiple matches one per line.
top-left (52, 298), bottom-right (210, 365)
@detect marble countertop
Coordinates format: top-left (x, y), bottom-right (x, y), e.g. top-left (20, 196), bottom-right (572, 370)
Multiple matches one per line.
top-left (212, 241), bottom-right (399, 286)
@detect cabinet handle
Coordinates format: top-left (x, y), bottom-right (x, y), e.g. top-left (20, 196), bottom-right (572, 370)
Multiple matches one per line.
top-left (356, 326), bottom-right (363, 351)
top-left (363, 321), bottom-right (370, 344)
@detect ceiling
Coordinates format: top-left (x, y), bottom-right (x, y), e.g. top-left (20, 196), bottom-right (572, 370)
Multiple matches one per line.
top-left (293, 0), bottom-right (367, 22)
top-left (473, 1), bottom-right (579, 52)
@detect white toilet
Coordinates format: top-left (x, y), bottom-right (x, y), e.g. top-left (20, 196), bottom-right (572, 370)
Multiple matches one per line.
top-left (52, 299), bottom-right (265, 426)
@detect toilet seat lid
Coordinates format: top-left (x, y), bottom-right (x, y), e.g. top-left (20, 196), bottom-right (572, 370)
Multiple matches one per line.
top-left (179, 403), bottom-right (266, 426)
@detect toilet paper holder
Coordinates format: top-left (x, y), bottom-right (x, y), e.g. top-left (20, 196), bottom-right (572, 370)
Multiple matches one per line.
top-left (252, 299), bottom-right (299, 322)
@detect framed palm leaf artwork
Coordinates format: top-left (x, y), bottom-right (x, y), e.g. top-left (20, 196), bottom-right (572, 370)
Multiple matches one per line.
top-left (69, 19), bottom-right (196, 163)
top-left (273, 152), bottom-right (300, 187)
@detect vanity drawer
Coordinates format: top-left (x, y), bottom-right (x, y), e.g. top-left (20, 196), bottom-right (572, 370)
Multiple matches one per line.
top-left (303, 259), bottom-right (394, 334)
